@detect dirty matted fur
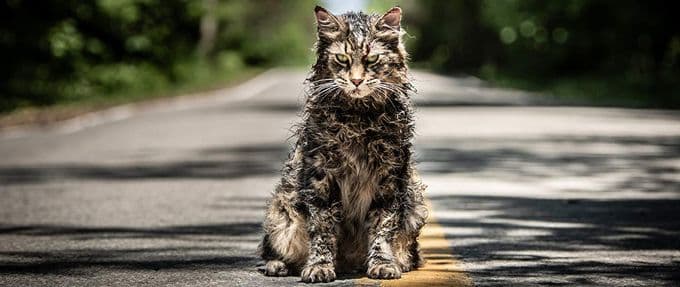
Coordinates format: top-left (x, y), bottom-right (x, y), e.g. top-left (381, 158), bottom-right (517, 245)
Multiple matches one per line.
top-left (259, 6), bottom-right (428, 283)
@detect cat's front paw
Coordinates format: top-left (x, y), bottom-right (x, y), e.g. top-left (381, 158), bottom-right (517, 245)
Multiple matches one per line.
top-left (262, 260), bottom-right (288, 276)
top-left (301, 263), bottom-right (336, 283)
top-left (367, 262), bottom-right (402, 279)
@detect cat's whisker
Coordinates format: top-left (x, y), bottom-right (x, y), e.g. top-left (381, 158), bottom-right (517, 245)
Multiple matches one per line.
top-left (311, 83), bottom-right (338, 95)
top-left (315, 85), bottom-right (342, 100)
top-left (374, 86), bottom-right (399, 97)
top-left (309, 78), bottom-right (335, 85)
top-left (376, 82), bottom-right (408, 96)
top-left (315, 86), bottom-right (330, 93)
top-left (320, 84), bottom-right (340, 94)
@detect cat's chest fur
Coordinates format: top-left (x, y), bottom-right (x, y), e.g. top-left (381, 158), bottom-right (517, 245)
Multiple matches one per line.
top-left (308, 104), bottom-right (408, 223)
top-left (337, 141), bottom-right (377, 224)
top-left (331, 119), bottom-right (401, 223)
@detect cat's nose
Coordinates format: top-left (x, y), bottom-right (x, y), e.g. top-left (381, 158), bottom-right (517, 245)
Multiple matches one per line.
top-left (350, 79), bottom-right (364, 87)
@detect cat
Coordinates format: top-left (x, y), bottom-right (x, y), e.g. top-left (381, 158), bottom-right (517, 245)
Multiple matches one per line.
top-left (259, 6), bottom-right (428, 283)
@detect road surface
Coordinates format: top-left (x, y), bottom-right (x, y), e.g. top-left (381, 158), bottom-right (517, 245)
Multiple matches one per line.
top-left (1, 69), bottom-right (679, 286)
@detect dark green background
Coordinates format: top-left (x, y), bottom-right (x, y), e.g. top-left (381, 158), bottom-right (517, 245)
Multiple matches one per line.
top-left (1, 0), bottom-right (678, 112)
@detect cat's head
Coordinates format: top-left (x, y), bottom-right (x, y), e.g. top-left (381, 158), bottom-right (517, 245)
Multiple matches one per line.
top-left (310, 6), bottom-right (410, 100)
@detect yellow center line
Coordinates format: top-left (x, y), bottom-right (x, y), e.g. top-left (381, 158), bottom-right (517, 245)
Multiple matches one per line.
top-left (355, 200), bottom-right (473, 286)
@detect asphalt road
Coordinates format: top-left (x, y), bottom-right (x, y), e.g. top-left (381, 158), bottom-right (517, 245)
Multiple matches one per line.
top-left (1, 69), bottom-right (679, 286)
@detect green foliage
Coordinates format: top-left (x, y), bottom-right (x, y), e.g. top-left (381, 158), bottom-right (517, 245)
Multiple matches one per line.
top-left (401, 0), bottom-right (501, 71)
top-left (0, 0), bottom-right (316, 113)
top-left (399, 0), bottom-right (679, 108)
top-left (4, 0), bottom-right (676, 111)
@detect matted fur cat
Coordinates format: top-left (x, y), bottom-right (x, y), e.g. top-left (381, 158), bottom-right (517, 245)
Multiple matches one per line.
top-left (259, 6), bottom-right (428, 283)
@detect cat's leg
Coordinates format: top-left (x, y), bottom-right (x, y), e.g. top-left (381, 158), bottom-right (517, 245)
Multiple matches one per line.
top-left (262, 258), bottom-right (289, 276)
top-left (298, 164), bottom-right (341, 283)
top-left (260, 146), bottom-right (311, 276)
top-left (365, 173), bottom-right (428, 279)
top-left (390, 230), bottom-right (422, 273)
top-left (260, 191), bottom-right (309, 276)
top-left (299, 197), bottom-right (340, 283)
top-left (400, 172), bottom-right (429, 271)
top-left (366, 206), bottom-right (403, 279)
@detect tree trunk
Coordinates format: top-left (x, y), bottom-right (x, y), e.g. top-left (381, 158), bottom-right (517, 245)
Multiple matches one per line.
top-left (197, 0), bottom-right (218, 59)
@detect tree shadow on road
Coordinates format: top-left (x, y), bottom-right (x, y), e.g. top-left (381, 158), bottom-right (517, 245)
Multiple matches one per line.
top-left (418, 135), bottom-right (680, 194)
top-left (419, 134), bottom-right (680, 286)
top-left (429, 195), bottom-right (680, 286)
top-left (0, 144), bottom-right (289, 185)
top-left (0, 222), bottom-right (262, 275)
top-left (0, 222), bottom-right (262, 238)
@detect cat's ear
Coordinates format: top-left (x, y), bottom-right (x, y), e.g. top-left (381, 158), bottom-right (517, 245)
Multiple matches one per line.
top-left (315, 6), bottom-right (342, 37)
top-left (378, 7), bottom-right (401, 31)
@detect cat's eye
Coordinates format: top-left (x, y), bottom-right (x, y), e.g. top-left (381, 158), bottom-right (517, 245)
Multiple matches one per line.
top-left (366, 54), bottom-right (379, 64)
top-left (335, 54), bottom-right (350, 64)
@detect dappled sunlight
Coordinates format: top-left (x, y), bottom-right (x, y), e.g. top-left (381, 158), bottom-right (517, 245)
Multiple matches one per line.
top-left (479, 218), bottom-right (593, 229)
top-left (418, 134), bottom-right (680, 198)
top-left (416, 114), bottom-right (680, 285)
top-left (425, 194), bottom-right (680, 285)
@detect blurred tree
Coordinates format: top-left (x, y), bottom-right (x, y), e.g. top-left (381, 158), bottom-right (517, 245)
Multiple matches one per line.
top-left (198, 0), bottom-right (219, 59)
top-left (479, 0), bottom-right (679, 78)
top-left (0, 0), bottom-right (315, 113)
top-left (400, 0), bottom-right (679, 107)
top-left (404, 0), bottom-right (500, 72)
top-left (3, 0), bottom-right (675, 111)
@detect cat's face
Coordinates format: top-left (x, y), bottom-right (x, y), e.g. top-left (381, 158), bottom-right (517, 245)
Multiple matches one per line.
top-left (312, 6), bottom-right (408, 99)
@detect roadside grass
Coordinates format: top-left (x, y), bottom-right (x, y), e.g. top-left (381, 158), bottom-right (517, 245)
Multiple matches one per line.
top-left (0, 67), bottom-right (263, 129)
top-left (481, 72), bottom-right (680, 109)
